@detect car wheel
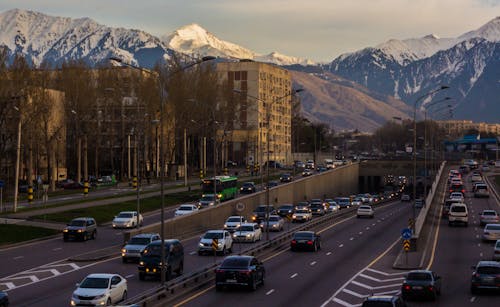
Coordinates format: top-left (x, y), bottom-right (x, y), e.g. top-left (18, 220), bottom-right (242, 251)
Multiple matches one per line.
top-left (83, 232), bottom-right (88, 241)
top-left (313, 243), bottom-right (318, 252)
top-left (470, 286), bottom-right (477, 294)
top-left (228, 244), bottom-right (233, 254)
top-left (92, 230), bottom-right (97, 240)
top-left (122, 257), bottom-right (127, 263)
top-left (63, 237), bottom-right (68, 242)
top-left (106, 298), bottom-right (112, 306)
top-left (139, 272), bottom-right (145, 281)
top-left (165, 268), bottom-right (172, 281)
top-left (176, 261), bottom-right (184, 276)
top-left (198, 250), bottom-right (203, 256)
top-left (121, 290), bottom-right (127, 302)
top-left (249, 277), bottom-right (257, 291)
top-left (221, 247), bottom-right (226, 256)
top-left (464, 222), bottom-right (468, 227)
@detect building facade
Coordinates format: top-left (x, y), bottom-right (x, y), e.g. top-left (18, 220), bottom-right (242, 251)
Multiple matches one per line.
top-left (216, 60), bottom-right (292, 167)
top-left (437, 120), bottom-right (500, 137)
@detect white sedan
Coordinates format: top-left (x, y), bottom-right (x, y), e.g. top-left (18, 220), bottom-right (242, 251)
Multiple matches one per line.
top-left (112, 211), bottom-right (143, 228)
top-left (174, 204), bottom-right (199, 216)
top-left (357, 205), bottom-right (374, 218)
top-left (71, 273), bottom-right (127, 306)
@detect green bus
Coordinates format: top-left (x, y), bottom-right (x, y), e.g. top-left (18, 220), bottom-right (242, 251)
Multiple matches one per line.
top-left (201, 176), bottom-right (238, 201)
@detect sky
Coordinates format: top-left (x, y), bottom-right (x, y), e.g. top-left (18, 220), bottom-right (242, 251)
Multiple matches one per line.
top-left (1, 0), bottom-right (499, 62)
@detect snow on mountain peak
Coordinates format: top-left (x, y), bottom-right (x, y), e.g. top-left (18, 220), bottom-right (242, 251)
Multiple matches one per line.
top-left (459, 16), bottom-right (500, 42)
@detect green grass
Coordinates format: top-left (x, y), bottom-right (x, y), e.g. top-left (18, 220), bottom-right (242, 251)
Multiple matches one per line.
top-left (0, 224), bottom-right (59, 245)
top-left (31, 190), bottom-right (200, 224)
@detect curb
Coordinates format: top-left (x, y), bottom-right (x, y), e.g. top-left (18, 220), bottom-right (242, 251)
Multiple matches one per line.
top-left (0, 234), bottom-right (61, 250)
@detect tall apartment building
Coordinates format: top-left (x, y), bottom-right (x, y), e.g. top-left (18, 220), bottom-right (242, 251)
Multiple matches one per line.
top-left (216, 60), bottom-right (292, 166)
top-left (437, 120), bottom-right (500, 137)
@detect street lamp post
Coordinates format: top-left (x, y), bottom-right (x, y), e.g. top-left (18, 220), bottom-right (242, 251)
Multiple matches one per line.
top-left (13, 105), bottom-right (21, 213)
top-left (411, 86), bottom-right (449, 234)
top-left (109, 55), bottom-right (215, 286)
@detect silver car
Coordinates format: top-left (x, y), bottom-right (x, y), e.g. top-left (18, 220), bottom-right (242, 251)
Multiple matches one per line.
top-left (121, 233), bottom-right (161, 263)
top-left (357, 205), bottom-right (374, 218)
top-left (479, 210), bottom-right (499, 226)
top-left (482, 224), bottom-right (500, 242)
top-left (260, 215), bottom-right (284, 231)
top-left (493, 240), bottom-right (500, 261)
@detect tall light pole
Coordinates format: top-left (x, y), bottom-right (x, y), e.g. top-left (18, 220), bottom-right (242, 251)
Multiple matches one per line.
top-left (13, 105), bottom-right (21, 213)
top-left (110, 55), bottom-right (215, 286)
top-left (234, 88), bottom-right (304, 240)
top-left (412, 86), bottom-right (449, 233)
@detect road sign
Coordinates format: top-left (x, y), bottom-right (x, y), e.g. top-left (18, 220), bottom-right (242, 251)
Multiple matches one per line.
top-left (236, 202), bottom-right (245, 212)
top-left (403, 239), bottom-right (410, 252)
top-left (212, 238), bottom-right (218, 251)
top-left (401, 228), bottom-right (412, 240)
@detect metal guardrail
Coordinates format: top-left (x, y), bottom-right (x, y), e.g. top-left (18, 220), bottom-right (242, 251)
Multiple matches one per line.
top-left (124, 197), bottom-right (397, 306)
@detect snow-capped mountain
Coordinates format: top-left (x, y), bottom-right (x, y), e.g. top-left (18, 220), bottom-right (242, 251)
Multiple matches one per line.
top-left (162, 23), bottom-right (314, 66)
top-left (328, 16), bottom-right (500, 122)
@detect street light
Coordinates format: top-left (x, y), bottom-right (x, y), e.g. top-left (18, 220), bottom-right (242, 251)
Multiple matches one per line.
top-left (109, 55), bottom-right (215, 286)
top-left (13, 105), bottom-right (21, 213)
top-left (234, 88), bottom-right (304, 241)
top-left (411, 86), bottom-right (449, 234)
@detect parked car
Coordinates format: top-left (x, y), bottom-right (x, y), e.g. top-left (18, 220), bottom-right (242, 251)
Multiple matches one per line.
top-left (260, 215), bottom-right (284, 231)
top-left (471, 261), bottom-right (500, 294)
top-left (62, 179), bottom-right (84, 190)
top-left (198, 230), bottom-right (233, 255)
top-left (70, 273), bottom-right (127, 307)
top-left (240, 182), bottom-right (257, 194)
top-left (362, 295), bottom-right (407, 307)
top-left (198, 194), bottom-right (220, 208)
top-left (479, 210), bottom-right (499, 226)
top-left (251, 205), bottom-right (276, 223)
top-left (174, 204), bottom-right (199, 216)
top-left (63, 217), bottom-right (97, 241)
top-left (482, 224), bottom-right (500, 242)
top-left (0, 290), bottom-right (8, 307)
top-left (215, 255), bottom-right (265, 291)
top-left (232, 223), bottom-right (262, 243)
top-left (448, 203), bottom-right (468, 226)
top-left (290, 231), bottom-right (321, 252)
top-left (401, 270), bottom-right (441, 301)
top-left (279, 173), bottom-right (292, 183)
top-left (292, 208), bottom-right (312, 223)
top-left (357, 205), bottom-right (375, 218)
top-left (112, 211), bottom-right (143, 228)
top-left (121, 233), bottom-right (161, 263)
top-left (493, 240), bottom-right (500, 261)
top-left (224, 216), bottom-right (246, 232)
top-left (138, 239), bottom-right (184, 281)
top-left (277, 204), bottom-right (295, 217)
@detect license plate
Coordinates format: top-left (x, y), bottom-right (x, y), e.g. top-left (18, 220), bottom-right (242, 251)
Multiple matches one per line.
top-left (413, 286), bottom-right (423, 290)
top-left (226, 279), bottom-right (237, 283)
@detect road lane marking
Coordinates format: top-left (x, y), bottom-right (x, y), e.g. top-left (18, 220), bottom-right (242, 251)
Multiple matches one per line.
top-left (339, 244), bottom-right (344, 248)
top-left (266, 289), bottom-right (275, 295)
top-left (326, 252), bottom-right (332, 256)
top-left (359, 232), bottom-right (363, 235)
top-left (333, 297), bottom-right (362, 307)
top-left (115, 232), bottom-right (122, 236)
top-left (366, 227), bottom-right (370, 230)
top-left (13, 256), bottom-right (24, 260)
top-left (189, 251), bottom-right (197, 255)
top-left (52, 248), bottom-right (62, 251)
top-left (478, 243), bottom-right (481, 247)
top-left (350, 237), bottom-right (354, 241)
top-left (290, 273), bottom-right (298, 279)
top-left (173, 285), bottom-right (213, 307)
top-left (476, 235), bottom-right (479, 239)
top-left (372, 223), bottom-right (376, 226)
top-left (342, 288), bottom-right (366, 298)
top-left (470, 297), bottom-right (476, 302)
top-left (366, 268), bottom-right (407, 276)
top-left (310, 261), bottom-right (317, 266)
top-left (480, 253), bottom-right (483, 257)
top-left (359, 273), bottom-right (404, 282)
top-left (126, 274), bottom-right (134, 278)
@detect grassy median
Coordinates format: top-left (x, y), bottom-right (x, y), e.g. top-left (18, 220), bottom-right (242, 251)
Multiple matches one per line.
top-left (0, 224), bottom-right (59, 246)
top-left (31, 190), bottom-right (200, 225)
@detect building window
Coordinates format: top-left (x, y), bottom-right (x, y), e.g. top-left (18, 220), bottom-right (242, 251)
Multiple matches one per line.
top-left (235, 71), bottom-right (241, 81)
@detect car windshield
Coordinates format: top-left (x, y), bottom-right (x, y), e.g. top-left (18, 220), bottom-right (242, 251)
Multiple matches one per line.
top-left (483, 211), bottom-right (497, 216)
top-left (477, 266), bottom-right (500, 274)
top-left (204, 232), bottom-right (223, 239)
top-left (310, 204), bottom-right (322, 207)
top-left (220, 258), bottom-right (250, 269)
top-left (227, 217), bottom-right (242, 223)
top-left (407, 272), bottom-right (432, 280)
top-left (69, 220), bottom-right (86, 226)
top-left (293, 232), bottom-right (313, 239)
top-left (179, 206), bottom-right (193, 211)
top-left (142, 244), bottom-right (169, 257)
top-left (242, 183), bottom-right (254, 187)
top-left (79, 277), bottom-right (109, 289)
top-left (360, 206), bottom-right (371, 210)
top-left (451, 206), bottom-right (466, 212)
top-left (269, 216), bottom-right (280, 222)
top-left (485, 225), bottom-right (500, 231)
top-left (255, 206), bottom-right (270, 212)
top-left (296, 209), bottom-right (309, 214)
top-left (239, 226), bottom-right (254, 232)
top-left (117, 213), bottom-right (133, 218)
top-left (128, 237), bottom-right (151, 245)
top-left (201, 196), bottom-right (214, 201)
top-left (280, 205), bottom-right (293, 210)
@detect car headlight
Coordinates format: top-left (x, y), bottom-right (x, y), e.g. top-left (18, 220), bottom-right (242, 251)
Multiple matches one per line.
top-left (63, 229), bottom-right (68, 232)
top-left (77, 229), bottom-right (83, 233)
top-left (292, 215), bottom-right (297, 218)
top-left (121, 248), bottom-right (126, 253)
top-left (224, 224), bottom-right (227, 228)
top-left (199, 243), bottom-right (204, 247)
top-left (139, 261), bottom-right (144, 266)
top-left (70, 300), bottom-right (76, 306)
top-left (246, 234), bottom-right (252, 238)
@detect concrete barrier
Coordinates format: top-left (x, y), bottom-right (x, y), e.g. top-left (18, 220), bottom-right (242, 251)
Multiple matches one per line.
top-left (123, 163), bottom-right (360, 242)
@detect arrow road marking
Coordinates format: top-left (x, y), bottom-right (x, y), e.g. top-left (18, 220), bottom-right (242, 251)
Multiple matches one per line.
top-left (0, 282), bottom-right (15, 290)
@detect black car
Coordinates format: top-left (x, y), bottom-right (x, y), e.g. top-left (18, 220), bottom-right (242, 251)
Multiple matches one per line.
top-left (251, 205), bottom-right (276, 223)
top-left (138, 239), bottom-right (184, 281)
top-left (264, 181), bottom-right (279, 190)
top-left (240, 182), bottom-right (256, 194)
top-left (215, 255), bottom-right (265, 291)
top-left (279, 173), bottom-right (292, 183)
top-left (277, 204), bottom-right (295, 217)
top-left (401, 270), bottom-right (441, 300)
top-left (290, 231), bottom-right (321, 252)
top-left (362, 295), bottom-right (407, 307)
top-left (63, 217), bottom-right (97, 241)
top-left (471, 261), bottom-right (500, 294)
top-left (0, 290), bottom-right (8, 307)
top-left (309, 199), bottom-right (326, 216)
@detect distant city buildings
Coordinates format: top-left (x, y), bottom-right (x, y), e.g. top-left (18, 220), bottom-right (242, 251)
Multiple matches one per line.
top-left (436, 120), bottom-right (500, 137)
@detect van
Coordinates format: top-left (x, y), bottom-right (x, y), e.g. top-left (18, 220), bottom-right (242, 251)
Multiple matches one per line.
top-left (448, 203), bottom-right (468, 227)
top-left (138, 239), bottom-right (184, 281)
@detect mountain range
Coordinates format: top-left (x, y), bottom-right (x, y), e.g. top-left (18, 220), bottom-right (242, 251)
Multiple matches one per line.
top-left (0, 8), bottom-right (498, 130)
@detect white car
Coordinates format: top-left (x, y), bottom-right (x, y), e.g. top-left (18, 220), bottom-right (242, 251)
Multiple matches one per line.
top-left (482, 224), bottom-right (500, 242)
top-left (449, 192), bottom-right (464, 203)
top-left (292, 208), bottom-right (313, 222)
top-left (112, 211), bottom-right (143, 228)
top-left (71, 273), bottom-right (127, 307)
top-left (260, 215), bottom-right (285, 231)
top-left (232, 223), bottom-right (262, 243)
top-left (121, 233), bottom-right (161, 263)
top-left (174, 204), bottom-right (199, 216)
top-left (493, 240), bottom-right (500, 261)
top-left (357, 205), bottom-right (374, 218)
top-left (224, 216), bottom-right (246, 232)
top-left (448, 203), bottom-right (468, 226)
top-left (198, 230), bottom-right (233, 255)
top-left (471, 173), bottom-right (482, 182)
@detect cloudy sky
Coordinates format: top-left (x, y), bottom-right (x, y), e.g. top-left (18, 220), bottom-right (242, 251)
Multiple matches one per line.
top-left (1, 0), bottom-right (498, 62)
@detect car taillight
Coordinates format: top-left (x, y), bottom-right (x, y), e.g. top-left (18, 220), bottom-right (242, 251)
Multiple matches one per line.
top-left (240, 270), bottom-right (252, 276)
top-left (403, 285), bottom-right (411, 290)
top-left (291, 240), bottom-right (297, 245)
top-left (495, 250), bottom-right (500, 254)
top-left (428, 286), bottom-right (434, 291)
top-left (215, 269), bottom-right (224, 274)
top-left (307, 240), bottom-right (313, 245)
top-left (462, 190), bottom-right (465, 193)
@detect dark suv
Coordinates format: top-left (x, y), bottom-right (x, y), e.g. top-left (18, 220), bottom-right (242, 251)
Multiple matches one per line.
top-left (138, 239), bottom-right (184, 281)
top-left (240, 182), bottom-right (256, 194)
top-left (251, 205), bottom-right (276, 223)
top-left (471, 261), bottom-right (500, 294)
top-left (63, 217), bottom-right (97, 241)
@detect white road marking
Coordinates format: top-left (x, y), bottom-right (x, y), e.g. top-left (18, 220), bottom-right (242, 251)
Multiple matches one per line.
top-left (372, 223), bottom-right (376, 226)
top-left (115, 232), bottom-right (122, 236)
top-left (266, 289), bottom-right (275, 295)
top-left (52, 248), bottom-right (62, 251)
top-left (359, 273), bottom-right (404, 282)
top-left (476, 235), bottom-right (479, 239)
top-left (290, 273), bottom-right (298, 279)
top-left (351, 280), bottom-right (401, 290)
top-left (359, 232), bottom-right (363, 235)
top-left (339, 244), bottom-right (344, 248)
top-left (310, 261), bottom-right (317, 266)
top-left (326, 252), bottom-right (332, 256)
top-left (366, 268), bottom-right (407, 276)
top-left (0, 282), bottom-right (15, 290)
top-left (366, 227), bottom-right (370, 230)
top-left (470, 297), bottom-right (476, 302)
top-left (126, 274), bottom-right (134, 278)
top-left (333, 297), bottom-right (361, 307)
top-left (480, 253), bottom-right (483, 257)
top-left (189, 251), bottom-right (197, 255)
top-left (350, 237), bottom-right (354, 241)
top-left (342, 288), bottom-right (367, 298)
top-left (478, 243), bottom-right (481, 247)
top-left (13, 256), bottom-right (24, 260)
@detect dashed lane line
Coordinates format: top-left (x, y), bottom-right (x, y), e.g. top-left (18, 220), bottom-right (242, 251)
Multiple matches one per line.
top-left (290, 273), bottom-right (298, 279)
